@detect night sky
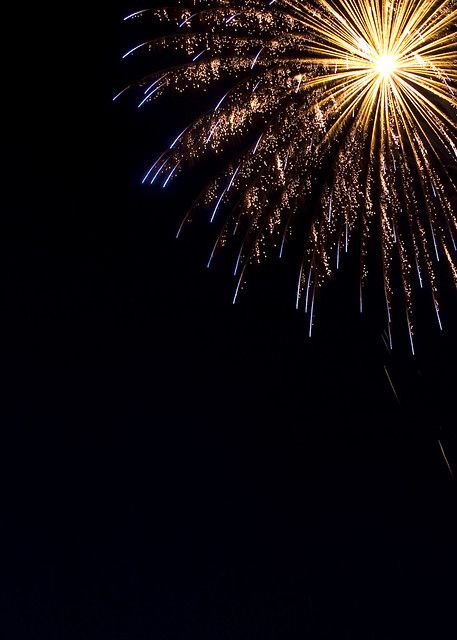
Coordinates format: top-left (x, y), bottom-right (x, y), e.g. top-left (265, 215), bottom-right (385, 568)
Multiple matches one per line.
top-left (2, 2), bottom-right (457, 638)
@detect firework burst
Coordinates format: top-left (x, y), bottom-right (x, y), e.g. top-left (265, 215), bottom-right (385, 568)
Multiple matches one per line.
top-left (116, 0), bottom-right (457, 350)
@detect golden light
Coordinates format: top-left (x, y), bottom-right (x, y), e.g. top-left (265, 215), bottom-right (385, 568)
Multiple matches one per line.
top-left (374, 54), bottom-right (397, 79)
top-left (121, 0), bottom-right (457, 346)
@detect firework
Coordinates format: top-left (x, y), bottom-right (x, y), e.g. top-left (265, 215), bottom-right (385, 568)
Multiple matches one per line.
top-left (116, 0), bottom-right (457, 351)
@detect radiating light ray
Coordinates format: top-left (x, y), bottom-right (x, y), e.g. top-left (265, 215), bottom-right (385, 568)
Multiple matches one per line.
top-left (117, 0), bottom-right (457, 342)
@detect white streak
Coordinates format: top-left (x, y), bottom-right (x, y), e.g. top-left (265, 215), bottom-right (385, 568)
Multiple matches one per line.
top-left (252, 134), bottom-right (263, 155)
top-left (112, 87), bottom-right (129, 102)
top-left (384, 366), bottom-right (400, 403)
top-left (122, 42), bottom-right (148, 59)
top-left (251, 47), bottom-right (265, 69)
top-left (308, 288), bottom-right (315, 337)
top-left (162, 162), bottom-right (179, 188)
top-left (305, 268), bottom-right (312, 313)
top-left (193, 48), bottom-right (208, 62)
top-left (170, 126), bottom-right (188, 150)
top-left (431, 225), bottom-right (440, 261)
top-left (142, 152), bottom-right (166, 184)
top-left (138, 83), bottom-right (164, 108)
top-left (434, 300), bottom-right (443, 330)
top-left (123, 10), bottom-right (148, 21)
top-left (214, 90), bottom-right (231, 111)
top-left (144, 76), bottom-right (165, 95)
top-left (150, 160), bottom-right (168, 184)
top-left (179, 12), bottom-right (198, 27)
top-left (295, 262), bottom-right (304, 309)
top-left (210, 188), bottom-right (227, 223)
top-left (227, 163), bottom-right (241, 191)
top-left (438, 440), bottom-right (454, 478)
top-left (226, 13), bottom-right (241, 24)
top-left (407, 313), bottom-right (415, 355)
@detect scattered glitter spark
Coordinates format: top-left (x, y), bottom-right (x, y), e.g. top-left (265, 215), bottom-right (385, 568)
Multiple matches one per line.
top-left (116, 0), bottom-right (457, 348)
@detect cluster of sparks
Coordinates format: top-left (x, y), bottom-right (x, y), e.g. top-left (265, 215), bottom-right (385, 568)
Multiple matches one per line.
top-left (116, 0), bottom-right (457, 351)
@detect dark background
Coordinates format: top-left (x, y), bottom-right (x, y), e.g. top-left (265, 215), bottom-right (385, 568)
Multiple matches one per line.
top-left (2, 2), bottom-right (457, 638)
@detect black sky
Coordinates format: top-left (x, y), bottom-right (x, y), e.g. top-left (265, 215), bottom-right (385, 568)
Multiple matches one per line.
top-left (2, 2), bottom-right (457, 638)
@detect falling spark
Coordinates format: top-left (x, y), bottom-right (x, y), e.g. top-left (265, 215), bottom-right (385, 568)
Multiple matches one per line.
top-left (384, 365), bottom-right (400, 404)
top-left (438, 439), bottom-right (454, 479)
